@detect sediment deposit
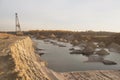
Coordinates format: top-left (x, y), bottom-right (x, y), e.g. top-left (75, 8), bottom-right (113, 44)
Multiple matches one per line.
top-left (62, 70), bottom-right (120, 80)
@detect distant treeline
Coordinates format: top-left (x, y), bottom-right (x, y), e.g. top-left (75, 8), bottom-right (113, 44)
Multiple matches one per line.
top-left (1, 30), bottom-right (120, 45)
top-left (26, 30), bottom-right (116, 36)
top-left (1, 30), bottom-right (116, 36)
top-left (25, 30), bottom-right (120, 45)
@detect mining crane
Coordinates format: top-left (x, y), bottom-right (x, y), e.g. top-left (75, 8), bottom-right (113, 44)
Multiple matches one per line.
top-left (15, 13), bottom-right (23, 35)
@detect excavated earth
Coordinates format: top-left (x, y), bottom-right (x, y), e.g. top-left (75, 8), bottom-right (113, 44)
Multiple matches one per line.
top-left (0, 33), bottom-right (120, 80)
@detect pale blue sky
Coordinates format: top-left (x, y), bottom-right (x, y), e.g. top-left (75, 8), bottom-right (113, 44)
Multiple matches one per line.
top-left (0, 0), bottom-right (120, 32)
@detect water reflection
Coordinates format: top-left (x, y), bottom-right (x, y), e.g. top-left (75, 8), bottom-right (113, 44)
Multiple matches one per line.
top-left (70, 53), bottom-right (117, 65)
top-left (85, 55), bottom-right (104, 62)
top-left (33, 39), bottom-right (120, 72)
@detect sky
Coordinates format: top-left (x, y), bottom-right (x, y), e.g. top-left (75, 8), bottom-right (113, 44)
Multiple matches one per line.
top-left (0, 0), bottom-right (120, 32)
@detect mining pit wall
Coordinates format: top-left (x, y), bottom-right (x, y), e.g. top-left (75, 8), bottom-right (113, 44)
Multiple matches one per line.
top-left (0, 35), bottom-right (65, 80)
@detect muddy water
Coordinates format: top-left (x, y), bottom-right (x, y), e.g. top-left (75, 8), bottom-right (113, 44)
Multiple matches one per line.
top-left (33, 39), bottom-right (120, 72)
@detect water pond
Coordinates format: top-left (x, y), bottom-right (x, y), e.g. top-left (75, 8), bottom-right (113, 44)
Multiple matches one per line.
top-left (33, 39), bottom-right (120, 72)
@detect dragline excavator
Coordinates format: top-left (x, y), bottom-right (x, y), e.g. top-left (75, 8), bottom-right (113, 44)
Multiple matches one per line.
top-left (15, 13), bottom-right (23, 35)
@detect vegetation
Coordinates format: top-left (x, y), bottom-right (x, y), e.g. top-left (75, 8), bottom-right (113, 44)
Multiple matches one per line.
top-left (1, 30), bottom-right (120, 46)
top-left (24, 30), bottom-right (119, 45)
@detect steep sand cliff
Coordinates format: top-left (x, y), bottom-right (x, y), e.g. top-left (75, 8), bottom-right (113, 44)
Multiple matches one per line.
top-left (0, 34), bottom-right (65, 80)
